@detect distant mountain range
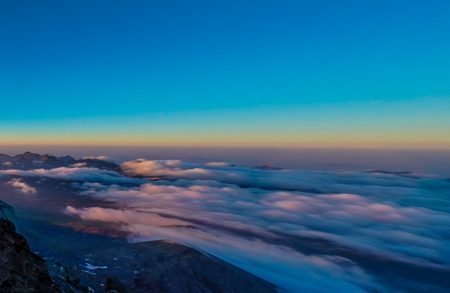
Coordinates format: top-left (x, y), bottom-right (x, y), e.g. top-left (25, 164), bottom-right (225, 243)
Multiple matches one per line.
top-left (0, 152), bottom-right (121, 172)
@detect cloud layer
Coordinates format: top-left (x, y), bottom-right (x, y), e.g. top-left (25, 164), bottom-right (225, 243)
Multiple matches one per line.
top-left (66, 159), bottom-right (450, 291)
top-left (0, 167), bottom-right (142, 185)
top-left (2, 159), bottom-right (450, 291)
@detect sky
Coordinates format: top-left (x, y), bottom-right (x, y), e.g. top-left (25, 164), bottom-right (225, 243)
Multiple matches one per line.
top-left (1, 0), bottom-right (449, 148)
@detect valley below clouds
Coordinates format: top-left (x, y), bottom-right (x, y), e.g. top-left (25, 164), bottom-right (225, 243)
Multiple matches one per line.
top-left (1, 155), bottom-right (449, 292)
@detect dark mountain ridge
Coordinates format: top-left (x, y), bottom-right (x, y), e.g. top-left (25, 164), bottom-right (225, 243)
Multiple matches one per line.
top-left (0, 152), bottom-right (121, 172)
top-left (0, 201), bottom-right (57, 292)
top-left (0, 219), bottom-right (58, 292)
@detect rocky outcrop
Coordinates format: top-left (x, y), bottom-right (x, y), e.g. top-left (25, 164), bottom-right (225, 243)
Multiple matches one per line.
top-left (105, 277), bottom-right (128, 293)
top-left (0, 219), bottom-right (58, 292)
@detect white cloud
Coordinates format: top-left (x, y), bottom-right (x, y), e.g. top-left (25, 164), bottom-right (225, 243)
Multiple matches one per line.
top-left (7, 178), bottom-right (37, 194)
top-left (82, 155), bottom-right (110, 161)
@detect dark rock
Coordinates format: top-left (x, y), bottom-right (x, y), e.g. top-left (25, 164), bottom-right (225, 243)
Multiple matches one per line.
top-left (77, 159), bottom-right (122, 172)
top-left (254, 165), bottom-right (283, 170)
top-left (105, 277), bottom-right (128, 293)
top-left (0, 219), bottom-right (58, 292)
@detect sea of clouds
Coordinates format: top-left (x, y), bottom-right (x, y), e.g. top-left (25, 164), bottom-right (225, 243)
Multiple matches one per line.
top-left (2, 159), bottom-right (450, 292)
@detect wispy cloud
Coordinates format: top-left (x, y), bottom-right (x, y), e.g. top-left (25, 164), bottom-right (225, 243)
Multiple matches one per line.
top-left (7, 178), bottom-right (37, 194)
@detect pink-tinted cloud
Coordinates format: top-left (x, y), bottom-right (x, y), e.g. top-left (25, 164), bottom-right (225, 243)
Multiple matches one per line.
top-left (7, 178), bottom-right (37, 194)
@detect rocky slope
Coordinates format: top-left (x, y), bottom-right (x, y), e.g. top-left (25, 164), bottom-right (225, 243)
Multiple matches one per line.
top-left (0, 201), bottom-right (277, 292)
top-left (1, 201), bottom-right (56, 291)
top-left (82, 240), bottom-right (277, 293)
top-left (0, 219), bottom-right (58, 292)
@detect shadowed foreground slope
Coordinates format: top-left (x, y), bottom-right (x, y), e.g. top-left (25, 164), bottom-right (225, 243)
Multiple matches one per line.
top-left (0, 200), bottom-right (277, 292)
top-left (84, 240), bottom-right (277, 293)
top-left (0, 219), bottom-right (58, 292)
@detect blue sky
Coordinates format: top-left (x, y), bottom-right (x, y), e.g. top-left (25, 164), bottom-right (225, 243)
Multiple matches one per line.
top-left (0, 0), bottom-right (449, 147)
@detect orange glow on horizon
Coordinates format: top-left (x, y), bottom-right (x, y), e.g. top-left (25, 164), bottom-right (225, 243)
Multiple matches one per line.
top-left (1, 131), bottom-right (449, 150)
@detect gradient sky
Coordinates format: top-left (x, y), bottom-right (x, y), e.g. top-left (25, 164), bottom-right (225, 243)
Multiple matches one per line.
top-left (1, 0), bottom-right (449, 148)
